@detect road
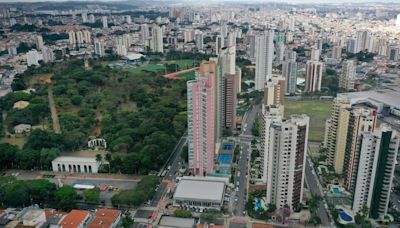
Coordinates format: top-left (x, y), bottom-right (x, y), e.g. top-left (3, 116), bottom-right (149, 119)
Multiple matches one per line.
top-left (48, 86), bottom-right (61, 134)
top-left (304, 157), bottom-right (331, 227)
top-left (233, 104), bottom-right (260, 216)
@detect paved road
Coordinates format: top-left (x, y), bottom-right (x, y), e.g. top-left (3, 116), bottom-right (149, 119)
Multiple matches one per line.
top-left (48, 86), bottom-right (61, 133)
top-left (305, 157), bottom-right (331, 227)
top-left (233, 104), bottom-right (260, 216)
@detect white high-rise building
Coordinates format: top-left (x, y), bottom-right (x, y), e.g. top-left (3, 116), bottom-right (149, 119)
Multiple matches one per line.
top-left (141, 24), bottom-right (149, 45)
top-left (184, 29), bottom-right (194, 43)
top-left (263, 109), bottom-right (309, 210)
top-left (255, 30), bottom-right (274, 90)
top-left (26, 49), bottom-right (42, 66)
top-left (76, 31), bottom-right (84, 44)
top-left (356, 30), bottom-right (371, 53)
top-left (83, 30), bottom-right (91, 44)
top-left (216, 35), bottom-right (225, 55)
top-left (347, 38), bottom-right (357, 54)
top-left (396, 14), bottom-right (400, 32)
top-left (339, 60), bottom-right (356, 90)
top-left (35, 35), bottom-right (44, 51)
top-left (42, 46), bottom-right (55, 63)
top-left (352, 125), bottom-right (399, 219)
top-left (126, 15), bottom-right (132, 24)
top-left (82, 12), bottom-right (87, 23)
top-left (304, 61), bottom-right (324, 92)
top-left (332, 46), bottom-right (342, 59)
top-left (227, 32), bottom-right (236, 47)
top-left (282, 57), bottom-right (297, 94)
top-left (195, 32), bottom-right (204, 50)
top-left (102, 16), bottom-right (108, 29)
top-left (248, 35), bottom-right (256, 60)
top-left (68, 31), bottom-right (76, 46)
top-left (150, 26), bottom-right (163, 53)
top-left (7, 45), bottom-right (17, 56)
top-left (89, 14), bottom-right (95, 23)
top-left (94, 39), bottom-right (105, 56)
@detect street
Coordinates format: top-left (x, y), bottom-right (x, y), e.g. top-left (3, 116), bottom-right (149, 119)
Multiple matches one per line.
top-left (233, 104), bottom-right (261, 216)
top-left (305, 157), bottom-right (331, 227)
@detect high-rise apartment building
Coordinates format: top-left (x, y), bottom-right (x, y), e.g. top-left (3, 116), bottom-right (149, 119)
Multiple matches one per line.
top-left (304, 61), bottom-right (323, 92)
top-left (195, 32), bottom-right (204, 50)
top-left (347, 38), bottom-right (357, 54)
top-left (150, 26), bottom-right (163, 53)
top-left (81, 12), bottom-right (87, 23)
top-left (356, 30), bottom-right (371, 53)
top-left (282, 51), bottom-right (297, 95)
top-left (42, 46), bottom-right (55, 63)
top-left (352, 125), bottom-right (399, 219)
top-left (102, 16), bottom-right (108, 28)
top-left (216, 35), bottom-right (225, 55)
top-left (94, 39), bottom-right (105, 56)
top-left (187, 62), bottom-right (216, 176)
top-left (324, 95), bottom-right (352, 174)
top-left (339, 60), bottom-right (356, 90)
top-left (332, 46), bottom-right (342, 59)
top-left (248, 35), bottom-right (256, 60)
top-left (35, 35), bottom-right (44, 51)
top-left (255, 30), bottom-right (274, 90)
top-left (264, 111), bottom-right (309, 210)
top-left (26, 49), bottom-right (41, 66)
top-left (396, 14), bottom-right (400, 31)
top-left (68, 31), bottom-right (76, 46)
top-left (343, 108), bottom-right (377, 192)
top-left (263, 77), bottom-right (286, 115)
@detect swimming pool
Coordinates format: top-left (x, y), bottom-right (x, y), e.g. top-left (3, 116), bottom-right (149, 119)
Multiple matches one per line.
top-left (338, 208), bottom-right (353, 222)
top-left (332, 186), bottom-right (341, 195)
top-left (217, 167), bottom-right (231, 175)
top-left (254, 198), bottom-right (262, 211)
top-left (223, 144), bottom-right (233, 150)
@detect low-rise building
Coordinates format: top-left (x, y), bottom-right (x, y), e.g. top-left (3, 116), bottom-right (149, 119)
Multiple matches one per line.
top-left (88, 209), bottom-right (121, 228)
top-left (59, 210), bottom-right (91, 228)
top-left (173, 176), bottom-right (227, 211)
top-left (52, 156), bottom-right (100, 173)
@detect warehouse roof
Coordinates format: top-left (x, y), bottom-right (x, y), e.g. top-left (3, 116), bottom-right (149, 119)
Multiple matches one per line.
top-left (174, 179), bottom-right (225, 202)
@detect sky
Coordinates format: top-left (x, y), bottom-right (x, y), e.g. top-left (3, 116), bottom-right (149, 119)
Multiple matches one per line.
top-left (0, 0), bottom-right (398, 3)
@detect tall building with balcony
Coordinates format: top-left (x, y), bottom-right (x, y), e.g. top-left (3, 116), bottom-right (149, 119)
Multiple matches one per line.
top-left (263, 77), bottom-right (286, 115)
top-left (343, 108), bottom-right (377, 192)
top-left (324, 95), bottom-right (352, 174)
top-left (352, 125), bottom-right (399, 219)
top-left (187, 62), bottom-right (216, 176)
top-left (150, 26), bottom-right (163, 53)
top-left (94, 39), bottom-right (105, 56)
top-left (282, 51), bottom-right (297, 95)
top-left (264, 112), bottom-right (309, 210)
top-left (304, 61), bottom-right (323, 92)
top-left (255, 30), bottom-right (274, 91)
top-left (339, 60), bottom-right (356, 90)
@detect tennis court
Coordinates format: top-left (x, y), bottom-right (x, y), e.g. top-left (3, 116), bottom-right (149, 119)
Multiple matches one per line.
top-left (218, 154), bottom-right (233, 164)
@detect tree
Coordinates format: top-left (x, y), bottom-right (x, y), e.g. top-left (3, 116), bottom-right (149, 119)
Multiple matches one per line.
top-left (55, 185), bottom-right (78, 211)
top-left (267, 203), bottom-right (277, 213)
top-left (174, 209), bottom-right (192, 218)
top-left (200, 210), bottom-right (218, 224)
top-left (181, 145), bottom-right (188, 163)
top-left (105, 153), bottom-right (112, 173)
top-left (96, 154), bottom-right (102, 164)
top-left (84, 189), bottom-right (100, 204)
top-left (40, 148), bottom-right (60, 170)
top-left (121, 212), bottom-right (134, 228)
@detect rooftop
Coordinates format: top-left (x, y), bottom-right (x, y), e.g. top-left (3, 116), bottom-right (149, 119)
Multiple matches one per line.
top-left (158, 216), bottom-right (195, 228)
top-left (88, 209), bottom-right (121, 228)
top-left (174, 179), bottom-right (225, 202)
top-left (52, 156), bottom-right (97, 163)
top-left (59, 210), bottom-right (89, 228)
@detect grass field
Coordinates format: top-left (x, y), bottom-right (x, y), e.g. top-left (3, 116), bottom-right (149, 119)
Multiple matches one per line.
top-left (168, 59), bottom-right (198, 69)
top-left (284, 99), bottom-right (332, 142)
top-left (128, 65), bottom-right (165, 74)
top-left (177, 71), bottom-right (196, 80)
top-left (0, 137), bottom-right (27, 148)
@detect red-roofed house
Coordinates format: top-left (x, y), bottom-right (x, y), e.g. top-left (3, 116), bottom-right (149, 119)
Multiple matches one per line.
top-left (59, 210), bottom-right (90, 228)
top-left (88, 209), bottom-right (121, 228)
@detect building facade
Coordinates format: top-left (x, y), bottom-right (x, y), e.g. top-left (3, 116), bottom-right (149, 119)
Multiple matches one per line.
top-left (255, 30), bottom-right (274, 91)
top-left (304, 60), bottom-right (323, 92)
top-left (187, 65), bottom-right (216, 176)
top-left (339, 60), bottom-right (356, 90)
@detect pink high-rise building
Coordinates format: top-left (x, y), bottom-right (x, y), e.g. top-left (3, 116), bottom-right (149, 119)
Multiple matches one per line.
top-left (187, 62), bottom-right (216, 176)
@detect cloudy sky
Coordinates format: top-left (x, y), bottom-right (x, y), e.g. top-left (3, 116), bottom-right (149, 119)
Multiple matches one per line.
top-left (0, 0), bottom-right (397, 3)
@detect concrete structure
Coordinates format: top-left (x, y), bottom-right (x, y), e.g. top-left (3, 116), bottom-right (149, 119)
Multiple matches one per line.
top-left (88, 138), bottom-right (107, 148)
top-left (59, 210), bottom-right (91, 228)
top-left (94, 39), bottom-right (105, 56)
top-left (255, 30), bottom-right (274, 91)
top-left (35, 35), bottom-right (44, 51)
top-left (26, 49), bottom-right (42, 66)
top-left (14, 124), bottom-right (31, 134)
top-left (304, 60), bottom-right (323, 92)
top-left (102, 16), bottom-right (108, 29)
top-left (352, 125), bottom-right (399, 219)
top-left (263, 77), bottom-right (285, 115)
top-left (347, 38), bottom-right (357, 54)
top-left (88, 209), bottom-right (121, 228)
top-left (339, 60), bottom-right (356, 90)
top-left (195, 32), bottom-right (204, 50)
top-left (187, 63), bottom-right (216, 176)
top-left (282, 58), bottom-right (297, 95)
top-left (52, 156), bottom-right (100, 173)
top-left (150, 26), bottom-right (163, 53)
top-left (263, 110), bottom-right (309, 210)
top-left (332, 46), bottom-right (342, 59)
top-left (158, 216), bottom-right (196, 228)
top-left (396, 14), bottom-right (400, 32)
top-left (325, 95), bottom-right (352, 174)
top-left (343, 108), bottom-right (377, 192)
top-left (173, 177), bottom-right (226, 210)
top-left (16, 205), bottom-right (46, 227)
top-left (68, 30), bottom-right (76, 46)
top-left (42, 46), bottom-right (55, 63)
